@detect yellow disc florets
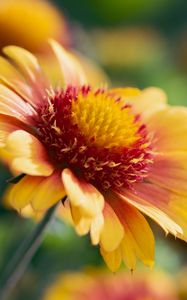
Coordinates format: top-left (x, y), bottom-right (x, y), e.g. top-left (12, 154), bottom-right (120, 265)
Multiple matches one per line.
top-left (71, 90), bottom-right (139, 149)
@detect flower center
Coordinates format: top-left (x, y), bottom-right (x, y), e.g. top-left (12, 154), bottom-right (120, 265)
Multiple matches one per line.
top-left (71, 90), bottom-right (138, 148)
top-left (34, 86), bottom-right (153, 191)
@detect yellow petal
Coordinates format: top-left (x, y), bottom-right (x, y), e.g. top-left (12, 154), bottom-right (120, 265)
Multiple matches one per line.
top-left (3, 45), bottom-right (47, 101)
top-left (109, 87), bottom-right (141, 97)
top-left (0, 114), bottom-right (30, 147)
top-left (31, 172), bottom-right (65, 211)
top-left (4, 175), bottom-right (44, 210)
top-left (4, 45), bottom-right (40, 81)
top-left (58, 199), bottom-right (74, 226)
top-left (148, 106), bottom-right (187, 152)
top-left (20, 204), bottom-right (43, 220)
top-left (121, 235), bottom-right (137, 270)
top-left (0, 147), bottom-right (15, 171)
top-left (5, 172), bottom-right (65, 212)
top-left (69, 200), bottom-right (104, 243)
top-left (38, 52), bottom-right (64, 89)
top-left (70, 204), bottom-right (92, 235)
top-left (100, 247), bottom-right (122, 272)
top-left (109, 87), bottom-right (167, 121)
top-left (5, 130), bottom-right (54, 176)
top-left (90, 213), bottom-right (104, 245)
top-left (49, 39), bottom-right (87, 86)
top-left (100, 202), bottom-right (124, 252)
top-left (62, 168), bottom-right (104, 218)
top-left (108, 193), bottom-right (155, 268)
top-left (76, 52), bottom-right (110, 87)
top-left (0, 56), bottom-right (32, 103)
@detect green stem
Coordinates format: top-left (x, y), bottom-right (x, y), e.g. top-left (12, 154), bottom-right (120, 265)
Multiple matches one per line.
top-left (0, 202), bottom-right (60, 300)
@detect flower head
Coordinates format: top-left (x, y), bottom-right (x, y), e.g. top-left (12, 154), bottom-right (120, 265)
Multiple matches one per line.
top-left (42, 270), bottom-right (178, 300)
top-left (1, 40), bottom-right (187, 271)
top-left (0, 0), bottom-right (69, 52)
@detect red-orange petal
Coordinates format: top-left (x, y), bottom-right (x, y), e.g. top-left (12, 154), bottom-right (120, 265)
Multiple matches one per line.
top-left (0, 84), bottom-right (35, 123)
top-left (149, 152), bottom-right (187, 196)
top-left (117, 183), bottom-right (185, 240)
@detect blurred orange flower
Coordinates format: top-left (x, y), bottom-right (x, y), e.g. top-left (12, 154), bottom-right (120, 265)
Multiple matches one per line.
top-left (0, 41), bottom-right (187, 271)
top-left (0, 0), bottom-right (69, 52)
top-left (42, 270), bottom-right (178, 300)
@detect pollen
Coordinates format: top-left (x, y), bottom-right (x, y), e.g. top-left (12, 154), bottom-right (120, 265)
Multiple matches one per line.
top-left (34, 86), bottom-right (153, 191)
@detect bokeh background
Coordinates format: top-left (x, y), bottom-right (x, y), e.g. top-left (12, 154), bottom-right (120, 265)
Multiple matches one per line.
top-left (0, 0), bottom-right (187, 299)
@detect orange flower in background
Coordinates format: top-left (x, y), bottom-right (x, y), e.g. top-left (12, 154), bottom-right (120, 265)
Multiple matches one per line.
top-left (0, 0), bottom-right (108, 86)
top-left (42, 270), bottom-right (178, 300)
top-left (0, 40), bottom-right (187, 272)
top-left (0, 0), bottom-right (69, 52)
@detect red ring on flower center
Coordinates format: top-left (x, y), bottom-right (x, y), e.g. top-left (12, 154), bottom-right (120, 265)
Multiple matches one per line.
top-left (33, 86), bottom-right (153, 191)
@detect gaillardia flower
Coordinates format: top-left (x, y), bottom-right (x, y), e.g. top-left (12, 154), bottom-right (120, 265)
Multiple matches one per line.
top-left (1, 41), bottom-right (187, 271)
top-left (42, 270), bottom-right (178, 300)
top-left (0, 0), bottom-right (69, 52)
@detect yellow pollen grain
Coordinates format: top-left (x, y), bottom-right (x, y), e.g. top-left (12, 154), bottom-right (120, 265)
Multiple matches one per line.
top-left (71, 91), bottom-right (139, 148)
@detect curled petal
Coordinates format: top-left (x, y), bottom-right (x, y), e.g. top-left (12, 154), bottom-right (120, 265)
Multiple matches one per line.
top-left (60, 198), bottom-right (103, 245)
top-left (71, 205), bottom-right (92, 235)
top-left (58, 199), bottom-right (74, 226)
top-left (62, 169), bottom-right (104, 245)
top-left (90, 213), bottom-right (104, 245)
top-left (49, 39), bottom-right (87, 86)
top-left (62, 168), bottom-right (104, 218)
top-left (0, 114), bottom-right (30, 147)
top-left (5, 130), bottom-right (54, 176)
top-left (100, 202), bottom-right (124, 252)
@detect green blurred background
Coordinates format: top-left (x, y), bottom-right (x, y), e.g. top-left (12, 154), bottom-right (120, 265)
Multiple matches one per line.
top-left (0, 0), bottom-right (187, 299)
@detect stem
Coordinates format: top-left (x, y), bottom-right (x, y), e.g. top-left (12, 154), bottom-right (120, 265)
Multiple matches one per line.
top-left (0, 201), bottom-right (60, 300)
